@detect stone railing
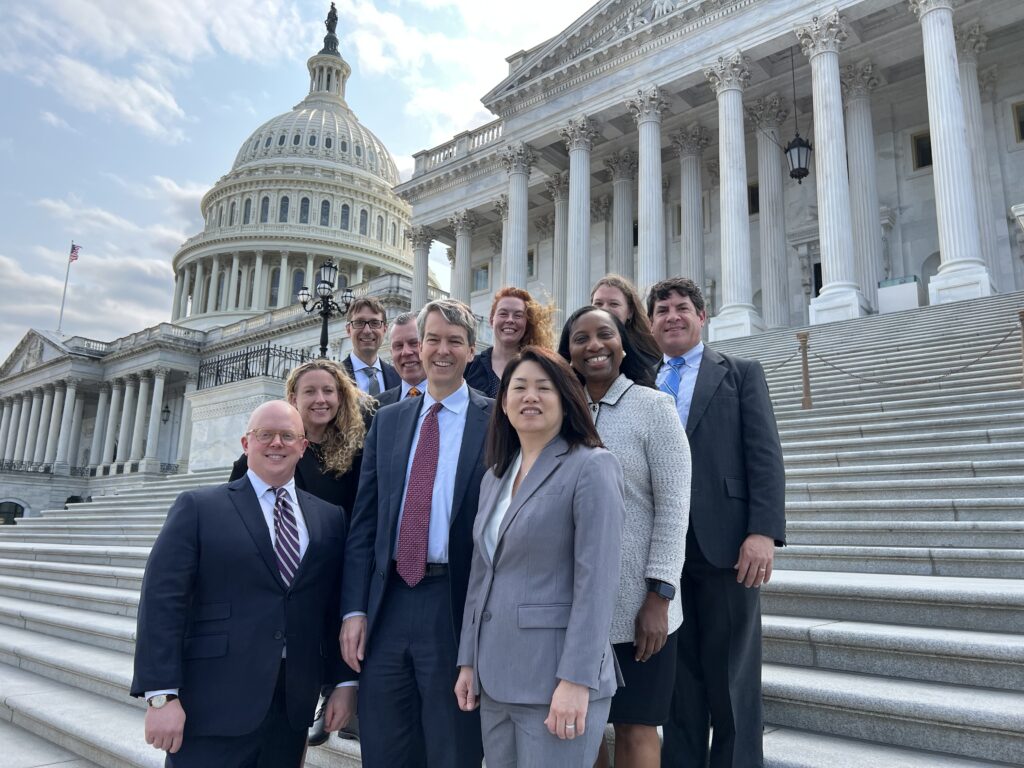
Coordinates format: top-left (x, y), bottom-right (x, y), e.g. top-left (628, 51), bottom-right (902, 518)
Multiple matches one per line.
top-left (177, 223), bottom-right (410, 261)
top-left (411, 119), bottom-right (504, 178)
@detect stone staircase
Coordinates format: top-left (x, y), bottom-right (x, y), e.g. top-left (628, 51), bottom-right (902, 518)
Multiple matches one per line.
top-left (0, 292), bottom-right (1022, 767)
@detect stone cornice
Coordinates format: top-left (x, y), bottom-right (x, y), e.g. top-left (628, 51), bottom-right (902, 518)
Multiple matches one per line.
top-left (795, 9), bottom-right (849, 59)
top-left (396, 155), bottom-right (504, 206)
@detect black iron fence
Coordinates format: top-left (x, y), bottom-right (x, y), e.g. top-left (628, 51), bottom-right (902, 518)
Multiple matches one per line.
top-left (198, 343), bottom-right (311, 391)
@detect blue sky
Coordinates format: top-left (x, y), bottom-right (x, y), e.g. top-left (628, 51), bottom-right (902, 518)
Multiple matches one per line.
top-left (0, 0), bottom-right (595, 362)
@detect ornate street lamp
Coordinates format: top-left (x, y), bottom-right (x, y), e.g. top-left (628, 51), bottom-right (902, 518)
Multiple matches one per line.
top-left (299, 259), bottom-right (354, 358)
top-left (785, 46), bottom-right (812, 183)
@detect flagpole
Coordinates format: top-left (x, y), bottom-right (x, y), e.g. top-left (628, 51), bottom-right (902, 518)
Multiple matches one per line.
top-left (57, 241), bottom-right (74, 335)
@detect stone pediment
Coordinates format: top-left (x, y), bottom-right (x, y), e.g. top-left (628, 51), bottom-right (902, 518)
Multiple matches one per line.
top-left (0, 330), bottom-right (69, 380)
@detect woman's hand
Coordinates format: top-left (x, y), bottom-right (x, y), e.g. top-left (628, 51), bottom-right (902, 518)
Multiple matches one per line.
top-left (634, 592), bottom-right (669, 661)
top-left (545, 679), bottom-right (589, 740)
top-left (454, 666), bottom-right (478, 711)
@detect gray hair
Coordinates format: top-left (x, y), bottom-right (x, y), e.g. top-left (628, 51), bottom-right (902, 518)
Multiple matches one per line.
top-left (389, 312), bottom-right (418, 341)
top-left (416, 299), bottom-right (477, 347)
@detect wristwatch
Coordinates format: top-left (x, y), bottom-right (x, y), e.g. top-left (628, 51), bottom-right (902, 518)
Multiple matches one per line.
top-left (647, 579), bottom-right (676, 601)
top-left (147, 694), bottom-right (179, 709)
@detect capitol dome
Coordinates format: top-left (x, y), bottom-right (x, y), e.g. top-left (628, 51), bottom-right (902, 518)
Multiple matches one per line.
top-left (169, 11), bottom-right (414, 332)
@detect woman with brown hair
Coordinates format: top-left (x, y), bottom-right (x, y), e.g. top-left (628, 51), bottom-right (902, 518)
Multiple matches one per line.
top-left (464, 286), bottom-right (556, 397)
top-left (590, 274), bottom-right (662, 369)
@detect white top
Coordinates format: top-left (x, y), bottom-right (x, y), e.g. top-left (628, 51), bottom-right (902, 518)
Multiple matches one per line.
top-left (483, 452), bottom-right (521, 561)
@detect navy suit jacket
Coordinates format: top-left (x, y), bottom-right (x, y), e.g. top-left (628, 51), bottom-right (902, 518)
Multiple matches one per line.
top-left (342, 354), bottom-right (400, 392)
top-left (341, 386), bottom-right (493, 644)
top-left (131, 477), bottom-right (354, 737)
top-left (679, 347), bottom-right (786, 567)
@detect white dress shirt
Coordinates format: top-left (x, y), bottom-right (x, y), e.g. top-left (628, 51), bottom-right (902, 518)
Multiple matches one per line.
top-left (483, 452), bottom-right (521, 561)
top-left (350, 354), bottom-right (385, 394)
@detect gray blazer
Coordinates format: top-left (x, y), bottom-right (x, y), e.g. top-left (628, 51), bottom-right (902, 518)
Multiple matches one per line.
top-left (457, 437), bottom-right (625, 705)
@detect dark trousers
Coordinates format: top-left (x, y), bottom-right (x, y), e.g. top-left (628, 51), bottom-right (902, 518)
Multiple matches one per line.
top-left (167, 661), bottom-right (306, 768)
top-left (358, 569), bottom-right (483, 768)
top-left (662, 534), bottom-right (764, 768)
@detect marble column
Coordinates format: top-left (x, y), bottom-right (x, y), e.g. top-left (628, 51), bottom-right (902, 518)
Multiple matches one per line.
top-left (797, 10), bottom-right (868, 324)
top-left (227, 252), bottom-right (241, 310)
top-left (561, 116), bottom-right (599, 313)
top-left (956, 20), bottom-right (1001, 284)
top-left (171, 271), bottom-right (184, 321)
top-left (672, 124), bottom-right (710, 289)
top-left (841, 60), bottom-right (884, 310)
top-left (205, 254), bottom-right (221, 313)
top-left (629, 87), bottom-right (668, 290)
top-left (68, 393), bottom-right (85, 468)
top-left (192, 258), bottom-right (206, 316)
top-left (493, 196), bottom-right (509, 285)
top-left (89, 384), bottom-right (110, 467)
top-left (546, 173), bottom-right (570, 314)
top-left (305, 253), bottom-right (316, 296)
top-left (102, 379), bottom-right (123, 465)
top-left (605, 152), bottom-right (638, 280)
top-left (252, 250), bottom-right (265, 310)
top-left (54, 378), bottom-right (78, 469)
top-left (410, 227), bottom-right (432, 311)
top-left (129, 373), bottom-right (152, 462)
top-left (33, 385), bottom-right (55, 464)
top-left (143, 367), bottom-right (168, 467)
top-left (177, 374), bottom-right (197, 471)
top-left (502, 143), bottom-right (535, 289)
top-left (449, 210), bottom-right (477, 303)
top-left (43, 383), bottom-right (65, 464)
top-left (704, 52), bottom-right (764, 340)
top-left (116, 376), bottom-right (138, 464)
top-left (909, 0), bottom-right (992, 302)
top-left (0, 399), bottom-right (12, 461)
top-left (276, 251), bottom-right (290, 308)
top-left (11, 394), bottom-right (30, 463)
top-left (178, 267), bottom-right (191, 318)
top-left (23, 389), bottom-right (43, 464)
top-left (747, 93), bottom-right (792, 328)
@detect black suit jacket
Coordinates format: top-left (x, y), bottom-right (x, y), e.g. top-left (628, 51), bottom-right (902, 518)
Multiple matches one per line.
top-left (680, 347), bottom-right (786, 567)
top-left (342, 354), bottom-right (400, 392)
top-left (374, 384), bottom-right (403, 408)
top-left (131, 478), bottom-right (355, 737)
top-left (341, 387), bottom-right (493, 644)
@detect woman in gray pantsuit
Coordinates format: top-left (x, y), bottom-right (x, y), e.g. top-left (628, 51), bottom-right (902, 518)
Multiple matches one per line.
top-left (455, 346), bottom-right (625, 768)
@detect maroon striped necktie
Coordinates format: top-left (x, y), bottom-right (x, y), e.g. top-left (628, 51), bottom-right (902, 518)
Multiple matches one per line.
top-left (272, 487), bottom-right (301, 586)
top-left (396, 402), bottom-right (443, 587)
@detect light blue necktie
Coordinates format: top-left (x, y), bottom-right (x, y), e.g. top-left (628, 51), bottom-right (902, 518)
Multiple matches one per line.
top-left (659, 357), bottom-right (686, 400)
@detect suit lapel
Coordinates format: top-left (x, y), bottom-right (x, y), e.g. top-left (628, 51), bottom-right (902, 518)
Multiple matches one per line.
top-left (494, 436), bottom-right (567, 549)
top-left (228, 477), bottom-right (286, 590)
top-left (473, 473), bottom-right (502, 566)
top-left (450, 393), bottom-right (489, 528)
top-left (686, 347), bottom-right (727, 436)
top-left (289, 489), bottom-right (321, 589)
top-left (388, 398), bottom-right (423, 545)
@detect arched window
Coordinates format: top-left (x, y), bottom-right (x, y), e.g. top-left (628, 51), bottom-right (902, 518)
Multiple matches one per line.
top-left (217, 205), bottom-right (223, 227)
top-left (340, 204), bottom-right (350, 230)
top-left (292, 134), bottom-right (301, 146)
top-left (243, 198), bottom-right (252, 225)
top-left (325, 137), bottom-right (333, 149)
top-left (259, 196), bottom-right (270, 223)
top-left (269, 267), bottom-right (280, 306)
top-left (320, 200), bottom-right (331, 227)
top-left (264, 136), bottom-right (272, 148)
top-left (359, 209), bottom-right (368, 235)
top-left (277, 134), bottom-right (286, 146)
top-left (229, 201), bottom-right (236, 226)
top-left (299, 197), bottom-right (310, 224)
top-left (278, 196), bottom-right (289, 223)
top-left (308, 134), bottom-right (317, 147)
top-left (376, 215), bottom-right (384, 240)
top-left (340, 139), bottom-right (348, 152)
top-left (390, 222), bottom-right (397, 245)
top-left (355, 145), bottom-right (362, 158)
top-left (291, 269), bottom-right (305, 301)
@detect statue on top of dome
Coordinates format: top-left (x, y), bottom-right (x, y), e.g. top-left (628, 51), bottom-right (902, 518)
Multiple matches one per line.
top-left (326, 2), bottom-right (338, 35)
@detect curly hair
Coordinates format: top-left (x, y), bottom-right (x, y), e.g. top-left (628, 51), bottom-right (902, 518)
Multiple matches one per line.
top-left (285, 359), bottom-right (373, 477)
top-left (488, 286), bottom-right (557, 350)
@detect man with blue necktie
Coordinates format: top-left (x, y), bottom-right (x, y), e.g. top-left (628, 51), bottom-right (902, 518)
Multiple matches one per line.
top-left (647, 278), bottom-right (786, 768)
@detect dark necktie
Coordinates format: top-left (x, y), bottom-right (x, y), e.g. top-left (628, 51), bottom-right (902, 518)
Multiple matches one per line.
top-left (396, 402), bottom-right (443, 587)
top-left (272, 487), bottom-right (301, 586)
top-left (366, 368), bottom-right (381, 396)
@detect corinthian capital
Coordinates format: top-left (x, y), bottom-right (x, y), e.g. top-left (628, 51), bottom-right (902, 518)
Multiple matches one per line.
top-left (488, 232), bottom-right (503, 256)
top-left (500, 142), bottom-right (535, 175)
top-left (604, 150), bottom-right (638, 181)
top-left (704, 52), bottom-right (750, 95)
top-left (446, 247), bottom-right (456, 268)
top-left (745, 93), bottom-right (788, 128)
top-left (409, 225), bottom-right (434, 250)
top-left (560, 117), bottom-right (599, 152)
top-left (493, 195), bottom-right (509, 220)
top-left (546, 172), bottom-right (570, 202)
top-left (671, 123), bottom-right (710, 157)
top-left (840, 59), bottom-right (880, 101)
top-left (795, 9), bottom-right (849, 59)
top-left (627, 86), bottom-right (668, 125)
top-left (590, 195), bottom-right (611, 223)
top-left (534, 213), bottom-right (555, 239)
top-left (955, 20), bottom-right (987, 61)
top-left (448, 210), bottom-right (477, 236)
top-left (908, 0), bottom-right (957, 21)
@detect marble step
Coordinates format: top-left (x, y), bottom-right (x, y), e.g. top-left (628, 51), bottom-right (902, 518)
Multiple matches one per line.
top-left (21, 514), bottom-right (167, 526)
top-left (0, 596), bottom-right (137, 653)
top-left (782, 439), bottom-right (1024, 464)
top-left (784, 458), bottom-right (1024, 482)
top-left (11, 523), bottom-right (163, 537)
top-left (762, 571), bottom-right (1024, 633)
top-left (785, 521), bottom-right (1024, 548)
top-left (777, 405), bottom-right (1024, 439)
top-left (0, 532), bottom-right (158, 546)
top-left (771, 377), bottom-right (1022, 412)
top-left (0, 719), bottom-right (102, 768)
top-left (762, 664), bottom-right (1024, 764)
top-left (0, 575), bottom-right (137, 618)
top-left (768, 368), bottom-right (1022, 404)
top-left (784, 497), bottom-right (1024, 522)
top-left (762, 616), bottom-right (1024, 692)
top-left (774, 545), bottom-right (1024, 578)
top-left (0, 558), bottom-right (144, 590)
top-left (786, 476), bottom-right (1024, 501)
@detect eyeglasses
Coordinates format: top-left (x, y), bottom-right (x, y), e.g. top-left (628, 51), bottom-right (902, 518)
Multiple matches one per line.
top-left (348, 319), bottom-right (384, 330)
top-left (246, 429), bottom-right (304, 445)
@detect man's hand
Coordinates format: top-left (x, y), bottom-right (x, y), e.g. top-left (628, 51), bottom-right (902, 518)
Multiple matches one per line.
top-left (734, 533), bottom-right (775, 587)
top-left (634, 592), bottom-right (669, 662)
top-left (454, 666), bottom-right (477, 712)
top-left (545, 679), bottom-right (589, 740)
top-left (144, 698), bottom-right (185, 753)
top-left (324, 686), bottom-right (357, 732)
top-left (340, 616), bottom-right (367, 672)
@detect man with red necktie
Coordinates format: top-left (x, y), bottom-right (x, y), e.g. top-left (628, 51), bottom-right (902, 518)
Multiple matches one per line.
top-left (132, 400), bottom-right (356, 766)
top-left (342, 299), bottom-right (492, 768)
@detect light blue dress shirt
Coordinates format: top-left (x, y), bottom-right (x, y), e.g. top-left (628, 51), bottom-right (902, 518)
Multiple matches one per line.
top-left (393, 382), bottom-right (470, 563)
top-left (350, 354), bottom-right (385, 393)
top-left (400, 378), bottom-right (428, 398)
top-left (656, 341), bottom-right (705, 428)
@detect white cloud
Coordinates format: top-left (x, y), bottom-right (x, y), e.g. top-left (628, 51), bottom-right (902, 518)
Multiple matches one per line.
top-left (40, 110), bottom-right (78, 132)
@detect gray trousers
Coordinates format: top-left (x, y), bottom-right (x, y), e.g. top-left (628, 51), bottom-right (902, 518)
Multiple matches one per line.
top-left (479, 689), bottom-right (611, 768)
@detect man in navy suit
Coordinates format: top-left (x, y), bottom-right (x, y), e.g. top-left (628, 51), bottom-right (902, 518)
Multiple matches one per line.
top-left (341, 297), bottom-right (401, 395)
top-left (341, 298), bottom-right (490, 768)
top-left (132, 400), bottom-right (356, 766)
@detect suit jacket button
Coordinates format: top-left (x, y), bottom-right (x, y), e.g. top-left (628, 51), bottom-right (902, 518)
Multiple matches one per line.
top-left (481, 611), bottom-right (492, 621)
top-left (274, 630), bottom-right (283, 640)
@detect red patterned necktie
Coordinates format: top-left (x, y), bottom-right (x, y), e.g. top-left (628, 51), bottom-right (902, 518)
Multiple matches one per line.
top-left (272, 487), bottom-right (301, 586)
top-left (396, 402), bottom-right (443, 587)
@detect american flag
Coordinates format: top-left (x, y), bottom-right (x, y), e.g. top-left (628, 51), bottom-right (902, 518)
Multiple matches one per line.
top-left (69, 243), bottom-right (81, 262)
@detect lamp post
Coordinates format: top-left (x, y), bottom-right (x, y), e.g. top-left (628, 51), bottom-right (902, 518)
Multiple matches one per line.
top-left (299, 259), bottom-right (354, 358)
